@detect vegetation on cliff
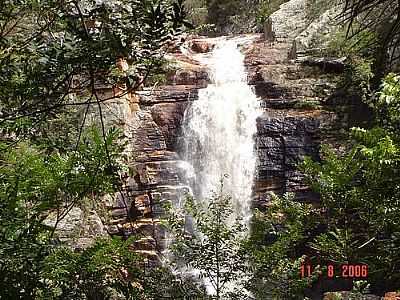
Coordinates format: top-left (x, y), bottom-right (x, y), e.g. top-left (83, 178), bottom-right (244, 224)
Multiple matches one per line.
top-left (2, 0), bottom-right (400, 299)
top-left (243, 1), bottom-right (400, 298)
top-left (0, 0), bottom-right (189, 298)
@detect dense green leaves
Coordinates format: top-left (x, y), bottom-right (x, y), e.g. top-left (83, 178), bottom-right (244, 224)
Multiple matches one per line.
top-left (39, 237), bottom-right (144, 299)
top-left (165, 182), bottom-right (249, 299)
top-left (0, 1), bottom-right (191, 298)
top-left (247, 193), bottom-right (319, 299)
top-left (249, 73), bottom-right (400, 297)
top-left (0, 127), bottom-right (124, 299)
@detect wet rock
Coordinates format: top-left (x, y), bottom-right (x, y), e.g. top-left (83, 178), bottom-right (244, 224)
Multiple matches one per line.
top-left (151, 102), bottom-right (188, 150)
top-left (189, 39), bottom-right (215, 53)
top-left (255, 113), bottom-right (321, 199)
top-left (137, 85), bottom-right (199, 105)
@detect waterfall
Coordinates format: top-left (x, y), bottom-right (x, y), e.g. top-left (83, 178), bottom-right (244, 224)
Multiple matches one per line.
top-left (182, 37), bottom-right (261, 228)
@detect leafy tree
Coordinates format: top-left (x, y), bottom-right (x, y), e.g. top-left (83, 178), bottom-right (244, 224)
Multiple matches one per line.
top-left (300, 125), bottom-right (400, 293)
top-left (165, 182), bottom-right (250, 299)
top-left (0, 0), bottom-right (188, 151)
top-left (0, 126), bottom-right (125, 298)
top-left (39, 236), bottom-right (203, 300)
top-left (339, 0), bottom-right (400, 78)
top-left (0, 0), bottom-right (191, 298)
top-left (373, 73), bottom-right (400, 126)
top-left (39, 237), bottom-right (144, 299)
top-left (249, 73), bottom-right (400, 297)
top-left (246, 193), bottom-right (321, 299)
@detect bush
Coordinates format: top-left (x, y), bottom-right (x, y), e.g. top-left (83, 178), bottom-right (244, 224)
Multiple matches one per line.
top-left (246, 193), bottom-right (321, 299)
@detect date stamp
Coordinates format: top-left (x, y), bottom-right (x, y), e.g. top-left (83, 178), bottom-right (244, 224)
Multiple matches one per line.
top-left (300, 264), bottom-right (368, 279)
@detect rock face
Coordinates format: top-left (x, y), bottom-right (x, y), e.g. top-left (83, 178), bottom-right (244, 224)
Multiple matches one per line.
top-left (101, 38), bottom-right (212, 259)
top-left (290, 6), bottom-right (341, 59)
top-left (264, 0), bottom-right (341, 60)
top-left (255, 113), bottom-right (322, 202)
top-left (323, 292), bottom-right (381, 300)
top-left (44, 207), bottom-right (107, 250)
top-left (264, 0), bottom-right (308, 43)
top-left (98, 27), bottom-right (342, 258)
top-left (242, 35), bottom-right (339, 205)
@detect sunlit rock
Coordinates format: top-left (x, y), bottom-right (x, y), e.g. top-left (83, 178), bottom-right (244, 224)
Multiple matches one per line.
top-left (264, 0), bottom-right (308, 43)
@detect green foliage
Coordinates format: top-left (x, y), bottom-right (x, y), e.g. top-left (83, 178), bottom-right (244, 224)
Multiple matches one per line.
top-left (206, 0), bottom-right (242, 32)
top-left (165, 182), bottom-right (249, 299)
top-left (256, 0), bottom-right (288, 25)
top-left (0, 1), bottom-right (192, 298)
top-left (39, 237), bottom-right (143, 299)
top-left (145, 58), bottom-right (178, 87)
top-left (294, 99), bottom-right (322, 110)
top-left (39, 236), bottom-right (203, 299)
top-left (184, 0), bottom-right (209, 29)
top-left (247, 193), bottom-right (320, 299)
top-left (339, 0), bottom-right (400, 69)
top-left (0, 126), bottom-right (124, 298)
top-left (184, 0), bottom-right (274, 34)
top-left (300, 126), bottom-right (400, 290)
top-left (374, 73), bottom-right (400, 126)
top-left (341, 56), bottom-right (374, 101)
top-left (0, 0), bottom-right (189, 138)
top-left (295, 75), bottom-right (400, 292)
top-left (325, 25), bottom-right (378, 59)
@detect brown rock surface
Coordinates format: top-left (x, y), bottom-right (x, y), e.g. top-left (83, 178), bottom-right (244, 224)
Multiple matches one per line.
top-left (151, 102), bottom-right (188, 150)
top-left (384, 292), bottom-right (400, 300)
top-left (242, 34), bottom-right (340, 205)
top-left (323, 292), bottom-right (380, 300)
top-left (102, 32), bottom-right (343, 256)
top-left (189, 38), bottom-right (215, 53)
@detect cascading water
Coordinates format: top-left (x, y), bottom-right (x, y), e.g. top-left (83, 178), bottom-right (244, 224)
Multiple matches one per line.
top-left (182, 37), bottom-right (261, 228)
top-left (166, 37), bottom-right (261, 297)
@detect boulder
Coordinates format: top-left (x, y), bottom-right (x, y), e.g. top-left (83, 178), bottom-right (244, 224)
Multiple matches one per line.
top-left (264, 0), bottom-right (308, 43)
top-left (290, 6), bottom-right (341, 59)
top-left (44, 207), bottom-right (107, 250)
top-left (189, 39), bottom-right (215, 53)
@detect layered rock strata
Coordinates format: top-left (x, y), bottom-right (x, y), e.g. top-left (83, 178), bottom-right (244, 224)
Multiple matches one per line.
top-left (98, 1), bottom-right (345, 257)
top-left (243, 35), bottom-right (339, 205)
top-left (101, 33), bottom-right (342, 260)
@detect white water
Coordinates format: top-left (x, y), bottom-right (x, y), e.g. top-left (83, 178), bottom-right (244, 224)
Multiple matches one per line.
top-left (182, 37), bottom-right (261, 228)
